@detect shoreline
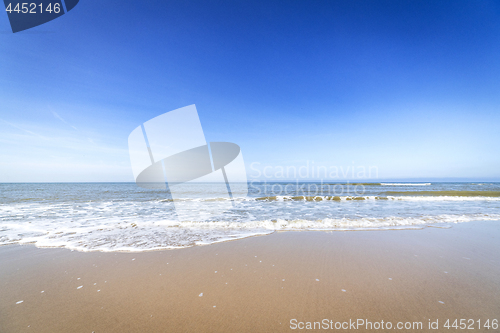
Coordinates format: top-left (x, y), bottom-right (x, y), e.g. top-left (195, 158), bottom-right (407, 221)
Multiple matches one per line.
top-left (2, 219), bottom-right (495, 253)
top-left (1, 220), bottom-right (499, 332)
top-left (0, 224), bottom-right (445, 253)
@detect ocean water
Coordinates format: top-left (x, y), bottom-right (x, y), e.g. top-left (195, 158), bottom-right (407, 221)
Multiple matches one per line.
top-left (1, 182), bottom-right (499, 252)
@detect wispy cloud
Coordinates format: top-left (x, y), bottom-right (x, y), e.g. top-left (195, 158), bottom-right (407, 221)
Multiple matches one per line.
top-left (0, 118), bottom-right (46, 139)
top-left (51, 110), bottom-right (78, 130)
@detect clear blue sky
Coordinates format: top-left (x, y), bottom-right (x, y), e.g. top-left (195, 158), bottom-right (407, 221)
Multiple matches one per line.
top-left (1, 0), bottom-right (499, 182)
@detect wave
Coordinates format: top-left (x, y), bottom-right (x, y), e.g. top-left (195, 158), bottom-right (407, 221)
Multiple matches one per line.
top-left (324, 183), bottom-right (382, 186)
top-left (4, 194), bottom-right (499, 206)
top-left (1, 213), bottom-right (499, 252)
top-left (381, 183), bottom-right (431, 186)
top-left (252, 195), bottom-right (500, 201)
top-left (384, 191), bottom-right (500, 197)
top-left (324, 182), bottom-right (430, 186)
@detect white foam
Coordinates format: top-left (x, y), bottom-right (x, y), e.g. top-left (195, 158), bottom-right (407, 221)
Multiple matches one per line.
top-left (381, 183), bottom-right (431, 186)
top-left (1, 195), bottom-right (499, 252)
top-left (1, 213), bottom-right (499, 252)
top-left (248, 195), bottom-right (500, 202)
top-left (387, 196), bottom-right (500, 201)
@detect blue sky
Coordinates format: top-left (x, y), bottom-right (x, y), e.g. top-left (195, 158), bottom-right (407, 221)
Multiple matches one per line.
top-left (1, 0), bottom-right (499, 182)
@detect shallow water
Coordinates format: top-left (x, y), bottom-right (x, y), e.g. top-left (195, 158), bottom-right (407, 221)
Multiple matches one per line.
top-left (1, 182), bottom-right (499, 251)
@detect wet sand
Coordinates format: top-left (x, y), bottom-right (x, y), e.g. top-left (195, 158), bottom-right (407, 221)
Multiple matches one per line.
top-left (1, 221), bottom-right (499, 332)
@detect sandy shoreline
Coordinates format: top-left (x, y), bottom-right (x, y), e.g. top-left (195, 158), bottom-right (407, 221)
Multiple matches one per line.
top-left (1, 221), bottom-right (499, 332)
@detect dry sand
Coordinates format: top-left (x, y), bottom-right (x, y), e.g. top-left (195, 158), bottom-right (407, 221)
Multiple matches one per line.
top-left (1, 221), bottom-right (499, 332)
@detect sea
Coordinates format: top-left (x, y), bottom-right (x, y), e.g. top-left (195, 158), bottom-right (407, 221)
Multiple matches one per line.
top-left (1, 182), bottom-right (499, 252)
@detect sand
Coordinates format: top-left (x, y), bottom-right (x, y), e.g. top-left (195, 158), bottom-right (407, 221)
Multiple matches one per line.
top-left (1, 221), bottom-right (499, 332)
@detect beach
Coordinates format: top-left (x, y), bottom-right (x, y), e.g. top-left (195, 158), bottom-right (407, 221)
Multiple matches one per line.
top-left (2, 0), bottom-right (500, 331)
top-left (1, 220), bottom-right (499, 332)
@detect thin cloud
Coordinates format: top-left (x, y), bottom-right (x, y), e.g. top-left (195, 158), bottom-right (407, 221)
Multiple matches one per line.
top-left (0, 118), bottom-right (46, 139)
top-left (51, 110), bottom-right (78, 130)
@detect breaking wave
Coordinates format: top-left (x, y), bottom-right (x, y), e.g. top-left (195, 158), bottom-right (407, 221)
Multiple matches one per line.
top-left (1, 213), bottom-right (499, 252)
